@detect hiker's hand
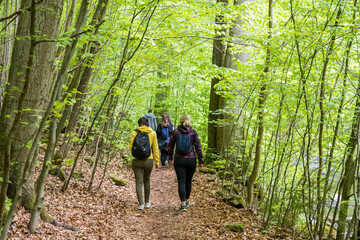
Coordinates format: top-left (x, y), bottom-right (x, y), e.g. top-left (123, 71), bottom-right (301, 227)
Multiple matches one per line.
top-left (198, 164), bottom-right (203, 170)
top-left (169, 159), bottom-right (174, 165)
top-left (155, 164), bottom-right (159, 170)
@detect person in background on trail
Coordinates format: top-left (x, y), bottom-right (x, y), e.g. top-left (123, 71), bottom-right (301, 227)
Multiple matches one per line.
top-left (129, 117), bottom-right (160, 210)
top-left (156, 113), bottom-right (174, 168)
top-left (144, 108), bottom-right (157, 131)
top-left (168, 114), bottom-right (203, 211)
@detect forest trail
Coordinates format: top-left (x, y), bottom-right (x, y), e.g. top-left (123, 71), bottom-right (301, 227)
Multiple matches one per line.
top-left (8, 159), bottom-right (288, 240)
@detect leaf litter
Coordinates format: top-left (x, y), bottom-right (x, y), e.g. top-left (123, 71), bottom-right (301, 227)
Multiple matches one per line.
top-left (8, 157), bottom-right (294, 239)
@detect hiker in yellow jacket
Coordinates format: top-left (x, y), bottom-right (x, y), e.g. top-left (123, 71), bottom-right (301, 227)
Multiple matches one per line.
top-left (129, 117), bottom-right (160, 210)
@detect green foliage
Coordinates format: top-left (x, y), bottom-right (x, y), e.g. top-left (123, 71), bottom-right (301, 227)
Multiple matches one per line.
top-left (1, 0), bottom-right (358, 236)
top-left (5, 199), bottom-right (12, 213)
top-left (65, 158), bottom-right (75, 166)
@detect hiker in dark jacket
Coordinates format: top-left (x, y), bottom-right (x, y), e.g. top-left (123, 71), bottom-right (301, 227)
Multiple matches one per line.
top-left (168, 114), bottom-right (203, 211)
top-left (156, 113), bottom-right (174, 168)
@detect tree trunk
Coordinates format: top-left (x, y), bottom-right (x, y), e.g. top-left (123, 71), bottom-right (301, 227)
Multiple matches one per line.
top-left (0, 0), bottom-right (37, 226)
top-left (63, 0), bottom-right (77, 34)
top-left (207, 0), bottom-right (228, 162)
top-left (0, 0), bottom-right (17, 112)
top-left (246, 0), bottom-right (273, 208)
top-left (28, 115), bottom-right (57, 233)
top-left (335, 1), bottom-right (358, 239)
top-left (315, 2), bottom-right (344, 237)
top-left (217, 0), bottom-right (253, 153)
top-left (88, 94), bottom-right (115, 191)
top-left (336, 94), bottom-right (360, 240)
top-left (57, 0), bottom-right (109, 162)
top-left (0, 0), bottom-right (64, 210)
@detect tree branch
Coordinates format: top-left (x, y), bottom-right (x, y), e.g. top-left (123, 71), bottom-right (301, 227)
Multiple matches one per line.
top-left (35, 20), bottom-right (105, 45)
top-left (144, 35), bottom-right (260, 48)
top-left (0, 0), bottom-right (43, 22)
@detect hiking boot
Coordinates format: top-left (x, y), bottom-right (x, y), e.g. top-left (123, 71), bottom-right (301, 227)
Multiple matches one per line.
top-left (138, 204), bottom-right (144, 210)
top-left (161, 166), bottom-right (165, 169)
top-left (145, 202), bottom-right (151, 208)
top-left (178, 205), bottom-right (187, 211)
top-left (185, 201), bottom-right (190, 208)
top-left (165, 161), bottom-right (169, 166)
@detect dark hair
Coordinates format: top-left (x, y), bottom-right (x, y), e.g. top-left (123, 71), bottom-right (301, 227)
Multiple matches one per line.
top-left (162, 113), bottom-right (173, 125)
top-left (138, 117), bottom-right (149, 126)
top-left (148, 108), bottom-right (152, 113)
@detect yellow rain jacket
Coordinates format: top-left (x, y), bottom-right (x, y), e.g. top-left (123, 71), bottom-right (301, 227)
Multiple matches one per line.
top-left (129, 126), bottom-right (160, 166)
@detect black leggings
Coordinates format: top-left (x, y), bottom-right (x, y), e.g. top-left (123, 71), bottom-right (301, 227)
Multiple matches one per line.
top-left (174, 157), bottom-right (196, 202)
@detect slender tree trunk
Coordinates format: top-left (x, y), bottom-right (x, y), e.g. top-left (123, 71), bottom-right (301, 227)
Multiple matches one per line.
top-left (336, 90), bottom-right (360, 240)
top-left (0, 0), bottom-right (15, 111)
top-left (57, 0), bottom-right (109, 162)
top-left (64, 0), bottom-right (77, 33)
top-left (246, 0), bottom-right (273, 208)
top-left (319, 51), bottom-right (348, 238)
top-left (88, 94), bottom-right (115, 191)
top-left (28, 115), bottom-right (57, 233)
top-left (336, 1), bottom-right (358, 238)
top-left (315, 2), bottom-right (344, 237)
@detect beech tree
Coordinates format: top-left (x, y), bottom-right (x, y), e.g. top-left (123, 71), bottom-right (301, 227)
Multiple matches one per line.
top-left (0, 0), bottom-right (64, 213)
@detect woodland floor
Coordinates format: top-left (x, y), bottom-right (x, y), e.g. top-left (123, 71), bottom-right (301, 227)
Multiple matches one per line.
top-left (8, 155), bottom-right (294, 240)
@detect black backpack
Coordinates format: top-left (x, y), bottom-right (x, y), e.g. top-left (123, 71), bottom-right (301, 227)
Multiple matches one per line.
top-left (176, 132), bottom-right (192, 155)
top-left (132, 129), bottom-right (151, 159)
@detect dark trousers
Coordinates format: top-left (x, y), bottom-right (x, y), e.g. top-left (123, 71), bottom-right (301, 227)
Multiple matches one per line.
top-left (161, 149), bottom-right (169, 166)
top-left (174, 157), bottom-right (196, 202)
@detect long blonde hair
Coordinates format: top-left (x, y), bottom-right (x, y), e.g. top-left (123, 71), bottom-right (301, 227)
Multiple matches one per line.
top-left (179, 114), bottom-right (191, 126)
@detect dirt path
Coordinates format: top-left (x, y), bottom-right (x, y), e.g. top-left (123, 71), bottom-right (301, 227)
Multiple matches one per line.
top-left (8, 159), bottom-right (287, 239)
